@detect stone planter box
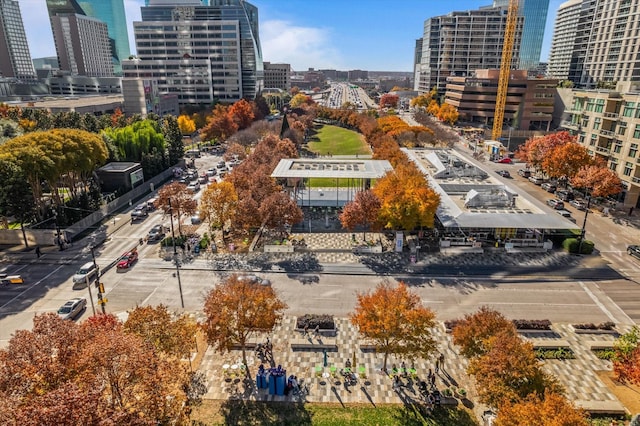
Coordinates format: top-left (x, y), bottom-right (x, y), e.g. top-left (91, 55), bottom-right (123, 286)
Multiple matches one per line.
top-left (353, 244), bottom-right (382, 254)
top-left (264, 244), bottom-right (294, 253)
top-left (571, 326), bottom-right (619, 336)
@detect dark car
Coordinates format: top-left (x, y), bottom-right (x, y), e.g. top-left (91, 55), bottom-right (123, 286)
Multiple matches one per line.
top-left (541, 182), bottom-right (557, 193)
top-left (555, 190), bottom-right (575, 201)
top-left (496, 170), bottom-right (511, 178)
top-left (518, 169), bottom-right (532, 178)
top-left (628, 245), bottom-right (640, 259)
top-left (116, 249), bottom-right (139, 270)
top-left (147, 224), bottom-right (166, 242)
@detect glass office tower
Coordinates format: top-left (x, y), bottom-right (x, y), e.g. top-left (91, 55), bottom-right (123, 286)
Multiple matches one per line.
top-left (46, 0), bottom-right (130, 75)
top-left (0, 0), bottom-right (36, 80)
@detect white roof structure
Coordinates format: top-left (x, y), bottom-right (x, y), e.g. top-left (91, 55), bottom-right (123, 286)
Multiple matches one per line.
top-left (403, 148), bottom-right (580, 231)
top-left (271, 158), bottom-right (393, 179)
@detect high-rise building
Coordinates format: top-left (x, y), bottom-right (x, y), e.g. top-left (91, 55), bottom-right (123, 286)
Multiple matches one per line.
top-left (493, 0), bottom-right (550, 71)
top-left (417, 6), bottom-right (524, 94)
top-left (547, 0), bottom-right (582, 80)
top-left (0, 0), bottom-right (36, 80)
top-left (46, 0), bottom-right (131, 75)
top-left (50, 14), bottom-right (114, 77)
top-left (413, 38), bottom-right (423, 91)
top-left (565, 0), bottom-right (640, 88)
top-left (123, 0), bottom-right (263, 105)
top-left (263, 62), bottom-right (291, 91)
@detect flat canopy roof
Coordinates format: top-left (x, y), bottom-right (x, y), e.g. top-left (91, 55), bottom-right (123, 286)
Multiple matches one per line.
top-left (271, 159), bottom-right (393, 179)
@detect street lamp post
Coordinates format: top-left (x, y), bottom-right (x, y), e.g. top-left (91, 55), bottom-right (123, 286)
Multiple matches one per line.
top-left (507, 127), bottom-right (513, 152)
top-left (89, 246), bottom-right (106, 314)
top-left (578, 191), bottom-right (592, 254)
top-left (168, 199), bottom-right (185, 308)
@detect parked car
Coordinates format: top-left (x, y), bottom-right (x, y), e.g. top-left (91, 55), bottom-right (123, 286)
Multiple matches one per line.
top-left (547, 199), bottom-right (565, 210)
top-left (541, 182), bottom-right (557, 193)
top-left (495, 157), bottom-right (512, 164)
top-left (187, 181), bottom-right (201, 192)
top-left (147, 224), bottom-right (167, 242)
top-left (191, 215), bottom-right (202, 225)
top-left (131, 207), bottom-right (148, 221)
top-left (496, 170), bottom-right (511, 178)
top-left (529, 176), bottom-right (545, 185)
top-left (518, 169), bottom-right (531, 178)
top-left (570, 199), bottom-right (587, 210)
top-left (198, 175), bottom-right (207, 184)
top-left (72, 261), bottom-right (97, 286)
top-left (628, 245), bottom-right (640, 259)
top-left (57, 297), bottom-right (87, 320)
top-left (116, 249), bottom-right (139, 270)
top-left (237, 274), bottom-right (271, 286)
top-left (556, 209), bottom-right (576, 223)
top-left (555, 189), bottom-right (575, 201)
top-left (206, 168), bottom-right (217, 177)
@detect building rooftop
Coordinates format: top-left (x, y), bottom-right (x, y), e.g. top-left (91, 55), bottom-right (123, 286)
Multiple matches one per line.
top-left (271, 159), bottom-right (393, 179)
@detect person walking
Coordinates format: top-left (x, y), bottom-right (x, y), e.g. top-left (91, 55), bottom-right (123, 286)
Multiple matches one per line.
top-left (313, 324), bottom-right (320, 337)
top-left (35, 246), bottom-right (41, 258)
top-left (434, 357), bottom-right (440, 374)
top-left (302, 324), bottom-right (309, 336)
top-left (438, 353), bottom-right (445, 373)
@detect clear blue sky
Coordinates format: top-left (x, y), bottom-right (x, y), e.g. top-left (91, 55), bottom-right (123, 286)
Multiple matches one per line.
top-left (20, 0), bottom-right (563, 72)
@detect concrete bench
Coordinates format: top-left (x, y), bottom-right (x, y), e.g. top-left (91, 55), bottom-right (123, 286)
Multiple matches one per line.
top-left (360, 344), bottom-right (377, 352)
top-left (586, 341), bottom-right (615, 351)
top-left (290, 337), bottom-right (337, 351)
top-left (530, 339), bottom-right (571, 349)
top-left (574, 400), bottom-right (626, 415)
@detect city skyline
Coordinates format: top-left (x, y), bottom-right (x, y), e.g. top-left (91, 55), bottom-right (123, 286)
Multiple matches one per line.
top-left (19, 0), bottom-right (563, 72)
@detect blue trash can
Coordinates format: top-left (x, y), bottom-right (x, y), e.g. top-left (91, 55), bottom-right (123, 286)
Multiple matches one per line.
top-left (268, 374), bottom-right (276, 394)
top-left (275, 374), bottom-right (286, 395)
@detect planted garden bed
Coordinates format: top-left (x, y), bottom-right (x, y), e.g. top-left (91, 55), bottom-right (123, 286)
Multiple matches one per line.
top-left (295, 314), bottom-right (337, 337)
top-left (444, 318), bottom-right (553, 333)
top-left (535, 347), bottom-right (576, 360)
top-left (572, 322), bottom-right (618, 335)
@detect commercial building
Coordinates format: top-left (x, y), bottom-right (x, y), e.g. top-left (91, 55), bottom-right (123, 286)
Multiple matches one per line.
top-left (561, 82), bottom-right (640, 208)
top-left (348, 70), bottom-right (368, 81)
top-left (0, 0), bottom-right (36, 80)
top-left (413, 38), bottom-right (423, 91)
top-left (121, 78), bottom-right (179, 117)
top-left (122, 0), bottom-right (263, 106)
top-left (444, 69), bottom-right (557, 131)
top-left (50, 14), bottom-right (114, 77)
top-left (417, 6), bottom-right (524, 94)
top-left (46, 0), bottom-right (130, 76)
top-left (547, 0), bottom-right (581, 80)
top-left (263, 62), bottom-right (291, 91)
top-left (493, 0), bottom-right (550, 71)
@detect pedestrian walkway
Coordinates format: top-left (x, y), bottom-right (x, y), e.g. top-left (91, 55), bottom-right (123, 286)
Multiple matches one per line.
top-left (199, 316), bottom-right (628, 417)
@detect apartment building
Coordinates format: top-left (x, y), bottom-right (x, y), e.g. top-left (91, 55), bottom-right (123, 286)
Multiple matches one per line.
top-left (444, 69), bottom-right (556, 131)
top-left (122, 0), bottom-right (263, 106)
top-left (561, 82), bottom-right (640, 207)
top-left (0, 0), bottom-right (36, 80)
top-left (547, 0), bottom-right (582, 80)
top-left (263, 62), bottom-right (291, 91)
top-left (417, 6), bottom-right (524, 94)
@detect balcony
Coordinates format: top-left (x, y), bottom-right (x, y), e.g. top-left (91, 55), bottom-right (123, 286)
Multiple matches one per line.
top-left (561, 120), bottom-right (579, 129)
top-left (599, 129), bottom-right (615, 138)
top-left (596, 146), bottom-right (611, 154)
top-left (602, 112), bottom-right (619, 119)
top-left (633, 176), bottom-right (640, 184)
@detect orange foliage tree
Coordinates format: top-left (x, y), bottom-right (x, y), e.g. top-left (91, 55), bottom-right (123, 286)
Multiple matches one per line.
top-left (541, 141), bottom-right (593, 179)
top-left (452, 306), bottom-right (518, 359)
top-left (571, 164), bottom-right (622, 198)
top-left (200, 104), bottom-right (238, 142)
top-left (155, 182), bottom-right (198, 235)
top-left (437, 103), bottom-right (459, 125)
top-left (350, 281), bottom-right (437, 370)
top-left (177, 115), bottom-right (196, 135)
top-left (203, 274), bottom-right (287, 367)
top-left (612, 326), bottom-right (640, 384)
top-left (373, 164), bottom-right (440, 231)
top-left (339, 190), bottom-right (382, 240)
top-left (228, 99), bottom-right (255, 130)
top-left (514, 131), bottom-right (574, 170)
top-left (495, 391), bottom-right (588, 426)
top-left (199, 181), bottom-right (238, 230)
top-left (379, 93), bottom-right (400, 109)
top-left (258, 192), bottom-right (303, 237)
top-left (426, 100), bottom-right (440, 116)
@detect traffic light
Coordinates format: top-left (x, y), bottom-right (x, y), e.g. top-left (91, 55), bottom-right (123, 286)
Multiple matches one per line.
top-left (96, 282), bottom-right (105, 294)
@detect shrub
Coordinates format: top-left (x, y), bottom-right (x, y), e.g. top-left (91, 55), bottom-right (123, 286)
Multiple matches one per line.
top-left (161, 235), bottom-right (187, 247)
top-left (512, 319), bottom-right (552, 330)
top-left (534, 347), bottom-right (575, 360)
top-left (562, 237), bottom-right (595, 254)
top-left (444, 320), bottom-right (460, 331)
top-left (573, 322), bottom-right (616, 330)
top-left (593, 348), bottom-right (616, 360)
top-left (296, 314), bottom-right (335, 330)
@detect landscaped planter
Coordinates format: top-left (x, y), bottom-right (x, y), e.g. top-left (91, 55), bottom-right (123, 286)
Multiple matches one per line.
top-left (353, 244), bottom-right (383, 254)
top-left (264, 244), bottom-right (294, 253)
top-left (571, 322), bottom-right (618, 335)
top-left (295, 314), bottom-right (337, 337)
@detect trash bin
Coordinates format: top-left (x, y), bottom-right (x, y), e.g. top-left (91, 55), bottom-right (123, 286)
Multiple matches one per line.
top-left (275, 374), bottom-right (286, 395)
top-left (268, 374), bottom-right (276, 394)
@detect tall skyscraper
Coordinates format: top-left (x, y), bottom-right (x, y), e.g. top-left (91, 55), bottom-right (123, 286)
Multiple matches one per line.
top-left (0, 0), bottom-right (36, 80)
top-left (493, 0), bottom-right (550, 71)
top-left (547, 0), bottom-right (581, 80)
top-left (123, 0), bottom-right (263, 105)
top-left (417, 6), bottom-right (524, 94)
top-left (46, 0), bottom-right (131, 75)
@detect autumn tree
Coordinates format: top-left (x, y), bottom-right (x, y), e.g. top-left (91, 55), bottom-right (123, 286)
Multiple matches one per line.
top-left (340, 190), bottom-right (382, 240)
top-left (162, 114), bottom-right (185, 166)
top-left (495, 392), bottom-right (588, 426)
top-left (452, 306), bottom-right (518, 359)
top-left (514, 131), bottom-right (574, 170)
top-left (289, 93), bottom-right (312, 108)
top-left (468, 330), bottom-right (561, 407)
top-left (224, 142), bottom-right (248, 161)
top-left (410, 89), bottom-right (437, 109)
top-left (228, 99), bottom-right (255, 130)
top-left (123, 304), bottom-right (198, 360)
top-left (373, 164), bottom-right (440, 230)
top-left (200, 104), bottom-right (238, 142)
top-left (612, 325), bottom-right (640, 384)
top-left (426, 99), bottom-right (440, 116)
top-left (199, 181), bottom-right (238, 230)
top-left (571, 164), bottom-right (622, 197)
top-left (258, 192), bottom-right (303, 236)
top-left (203, 274), bottom-right (287, 367)
top-left (0, 159), bottom-right (35, 241)
top-left (437, 103), bottom-right (459, 125)
top-left (350, 281), bottom-right (437, 370)
top-left (177, 114), bottom-right (196, 135)
top-left (542, 141), bottom-right (593, 179)
top-left (156, 182), bottom-right (198, 234)
top-left (379, 93), bottom-right (400, 109)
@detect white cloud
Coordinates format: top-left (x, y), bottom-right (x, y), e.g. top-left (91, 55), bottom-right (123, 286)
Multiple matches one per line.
top-left (260, 20), bottom-right (343, 71)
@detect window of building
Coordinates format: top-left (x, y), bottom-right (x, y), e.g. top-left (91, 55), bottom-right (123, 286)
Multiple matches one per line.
top-left (590, 134), bottom-right (597, 145)
top-left (634, 124), bottom-right (640, 139)
top-left (595, 99), bottom-right (605, 112)
top-left (623, 102), bottom-right (636, 117)
top-left (624, 162), bottom-right (633, 176)
top-left (586, 99), bottom-right (595, 111)
top-left (593, 117), bottom-right (601, 130)
top-left (630, 143), bottom-right (638, 158)
top-left (618, 121), bottom-right (628, 135)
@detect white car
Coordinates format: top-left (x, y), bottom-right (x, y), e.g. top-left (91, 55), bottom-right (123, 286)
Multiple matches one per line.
top-left (187, 181), bottom-right (200, 192)
top-left (57, 297), bottom-right (87, 320)
top-left (237, 274), bottom-right (271, 286)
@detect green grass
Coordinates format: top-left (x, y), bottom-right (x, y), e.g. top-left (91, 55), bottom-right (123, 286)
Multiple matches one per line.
top-left (192, 401), bottom-right (478, 426)
top-left (307, 125), bottom-right (371, 156)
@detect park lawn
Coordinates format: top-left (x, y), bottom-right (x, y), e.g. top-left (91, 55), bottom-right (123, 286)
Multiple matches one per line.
top-left (307, 125), bottom-right (371, 156)
top-left (190, 400), bottom-right (478, 425)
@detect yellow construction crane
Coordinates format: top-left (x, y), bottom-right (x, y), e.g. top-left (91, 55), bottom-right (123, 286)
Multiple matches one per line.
top-left (492, 0), bottom-right (519, 142)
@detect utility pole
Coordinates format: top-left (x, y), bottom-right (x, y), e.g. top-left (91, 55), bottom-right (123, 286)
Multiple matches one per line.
top-left (168, 199), bottom-right (185, 308)
top-left (90, 246), bottom-right (106, 314)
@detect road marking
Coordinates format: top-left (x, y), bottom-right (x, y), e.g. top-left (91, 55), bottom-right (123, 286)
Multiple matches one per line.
top-left (578, 281), bottom-right (620, 323)
top-left (0, 264), bottom-right (65, 311)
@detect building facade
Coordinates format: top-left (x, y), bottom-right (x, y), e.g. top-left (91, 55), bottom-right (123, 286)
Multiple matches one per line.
top-left (561, 83), bottom-right (640, 207)
top-left (493, 0), bottom-right (550, 71)
top-left (263, 62), bottom-right (290, 91)
top-left (46, 0), bottom-right (131, 76)
top-left (413, 38), bottom-right (423, 91)
top-left (50, 14), bottom-right (114, 77)
top-left (122, 0), bottom-right (263, 106)
top-left (417, 6), bottom-right (524, 94)
top-left (121, 78), bottom-right (179, 117)
top-left (444, 69), bottom-right (556, 131)
top-left (547, 0), bottom-right (581, 80)
top-left (0, 0), bottom-right (36, 80)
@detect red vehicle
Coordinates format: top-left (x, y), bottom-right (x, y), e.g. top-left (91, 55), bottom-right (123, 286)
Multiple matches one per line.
top-left (116, 249), bottom-right (138, 270)
top-left (495, 157), bottom-right (513, 164)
